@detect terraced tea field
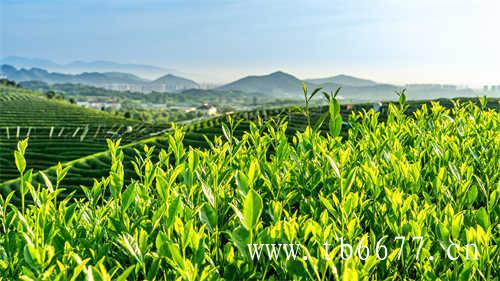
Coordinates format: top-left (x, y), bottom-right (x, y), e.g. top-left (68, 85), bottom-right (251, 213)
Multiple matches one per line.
top-left (0, 84), bottom-right (134, 126)
top-left (0, 93), bottom-right (498, 280)
top-left (0, 96), bottom-right (345, 194)
top-left (2, 92), bottom-right (497, 198)
top-left (0, 84), bottom-right (173, 182)
top-left (0, 83), bottom-right (332, 190)
top-left (1, 82), bottom-right (498, 198)
top-left (0, 108), bottom-right (283, 193)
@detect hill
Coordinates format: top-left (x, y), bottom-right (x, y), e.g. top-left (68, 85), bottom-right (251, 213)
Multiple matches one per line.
top-left (19, 81), bottom-right (145, 99)
top-left (1, 64), bottom-right (147, 85)
top-left (216, 71), bottom-right (401, 100)
top-left (306, 74), bottom-right (378, 87)
top-left (217, 71), bottom-right (309, 97)
top-left (65, 60), bottom-right (172, 78)
top-left (1, 64), bottom-right (200, 92)
top-left (0, 82), bottom-right (136, 126)
top-left (150, 74), bottom-right (200, 91)
top-left (0, 56), bottom-right (172, 78)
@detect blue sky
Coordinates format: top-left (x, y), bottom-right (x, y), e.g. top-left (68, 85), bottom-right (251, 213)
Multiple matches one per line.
top-left (1, 0), bottom-right (499, 85)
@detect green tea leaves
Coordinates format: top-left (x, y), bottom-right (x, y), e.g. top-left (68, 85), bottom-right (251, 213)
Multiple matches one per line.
top-left (14, 150), bottom-right (26, 174)
top-left (200, 203), bottom-right (218, 231)
top-left (121, 183), bottom-right (137, 213)
top-left (242, 189), bottom-right (263, 230)
top-left (0, 99), bottom-right (497, 280)
top-left (328, 98), bottom-right (342, 136)
top-left (166, 196), bottom-right (181, 229)
top-left (201, 181), bottom-right (215, 208)
top-left (476, 207), bottom-right (490, 229)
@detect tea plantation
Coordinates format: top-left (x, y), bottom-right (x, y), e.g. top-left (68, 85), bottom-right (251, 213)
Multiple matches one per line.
top-left (0, 107), bottom-right (304, 192)
top-left (0, 82), bottom-right (498, 279)
top-left (0, 82), bottom-right (340, 189)
top-left (0, 96), bottom-right (498, 280)
top-left (0, 84), bottom-right (173, 182)
top-left (1, 86), bottom-right (498, 194)
top-left (0, 84), bottom-right (134, 127)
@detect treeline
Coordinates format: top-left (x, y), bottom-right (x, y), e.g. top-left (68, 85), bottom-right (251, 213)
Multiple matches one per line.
top-left (19, 81), bottom-right (144, 99)
top-left (19, 80), bottom-right (296, 107)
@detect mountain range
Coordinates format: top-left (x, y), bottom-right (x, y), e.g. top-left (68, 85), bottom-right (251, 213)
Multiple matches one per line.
top-left (0, 64), bottom-right (199, 92)
top-left (1, 61), bottom-right (477, 100)
top-left (216, 71), bottom-right (400, 99)
top-left (0, 56), bottom-right (173, 78)
top-left (216, 71), bottom-right (476, 100)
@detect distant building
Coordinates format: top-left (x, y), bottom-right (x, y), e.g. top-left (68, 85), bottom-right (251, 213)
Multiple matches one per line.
top-left (77, 101), bottom-right (121, 110)
top-left (76, 101), bottom-right (90, 107)
top-left (483, 85), bottom-right (489, 92)
top-left (207, 107), bottom-right (217, 116)
top-left (197, 103), bottom-right (218, 116)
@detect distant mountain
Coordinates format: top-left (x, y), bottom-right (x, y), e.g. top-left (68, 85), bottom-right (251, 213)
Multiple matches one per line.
top-left (3, 63), bottom-right (473, 101)
top-left (151, 74), bottom-right (200, 91)
top-left (306, 74), bottom-right (378, 87)
top-left (1, 64), bottom-right (147, 85)
top-left (1, 64), bottom-right (199, 93)
top-left (218, 71), bottom-right (309, 96)
top-left (65, 60), bottom-right (172, 78)
top-left (0, 56), bottom-right (61, 70)
top-left (0, 56), bottom-right (173, 78)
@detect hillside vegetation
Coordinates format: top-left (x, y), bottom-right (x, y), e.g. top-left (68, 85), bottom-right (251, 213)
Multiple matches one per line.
top-left (0, 97), bottom-right (497, 280)
top-left (0, 83), bottom-right (135, 127)
top-left (1, 85), bottom-right (498, 194)
top-left (0, 83), bottom-right (170, 182)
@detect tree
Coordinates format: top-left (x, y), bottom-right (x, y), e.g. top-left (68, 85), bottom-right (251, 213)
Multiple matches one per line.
top-left (45, 91), bottom-right (56, 99)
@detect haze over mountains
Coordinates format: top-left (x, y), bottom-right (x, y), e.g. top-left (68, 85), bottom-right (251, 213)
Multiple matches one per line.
top-left (305, 75), bottom-right (378, 87)
top-left (0, 56), bottom-right (173, 78)
top-left (217, 71), bottom-right (309, 97)
top-left (216, 71), bottom-right (402, 99)
top-left (1, 56), bottom-right (489, 101)
top-left (151, 74), bottom-right (200, 91)
top-left (0, 64), bottom-right (200, 93)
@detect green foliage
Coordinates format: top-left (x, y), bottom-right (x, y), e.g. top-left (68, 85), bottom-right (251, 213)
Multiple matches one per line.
top-left (0, 84), bottom-right (134, 127)
top-left (300, 83), bottom-right (323, 127)
top-left (0, 84), bottom-right (173, 183)
top-left (323, 88), bottom-right (343, 136)
top-left (242, 189), bottom-right (263, 231)
top-left (0, 100), bottom-right (498, 280)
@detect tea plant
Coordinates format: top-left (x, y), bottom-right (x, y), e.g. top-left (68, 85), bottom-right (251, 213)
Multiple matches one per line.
top-left (0, 98), bottom-right (498, 280)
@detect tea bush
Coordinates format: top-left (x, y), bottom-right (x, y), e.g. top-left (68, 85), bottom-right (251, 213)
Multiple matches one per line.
top-left (0, 99), bottom-right (498, 280)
